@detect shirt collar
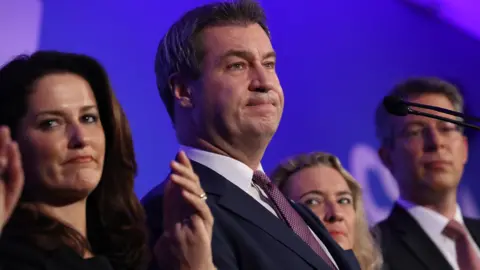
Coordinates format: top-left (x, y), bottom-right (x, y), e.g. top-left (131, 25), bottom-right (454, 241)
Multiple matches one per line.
top-left (397, 198), bottom-right (465, 235)
top-left (179, 145), bottom-right (263, 193)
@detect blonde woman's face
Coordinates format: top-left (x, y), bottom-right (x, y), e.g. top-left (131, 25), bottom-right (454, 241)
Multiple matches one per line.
top-left (285, 165), bottom-right (356, 250)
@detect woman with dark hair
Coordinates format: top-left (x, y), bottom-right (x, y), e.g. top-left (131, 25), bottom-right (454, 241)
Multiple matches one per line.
top-left (0, 51), bottom-right (216, 270)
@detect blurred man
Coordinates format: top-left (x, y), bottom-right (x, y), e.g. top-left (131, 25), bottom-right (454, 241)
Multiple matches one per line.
top-left (374, 77), bottom-right (480, 270)
top-left (142, 1), bottom-right (360, 269)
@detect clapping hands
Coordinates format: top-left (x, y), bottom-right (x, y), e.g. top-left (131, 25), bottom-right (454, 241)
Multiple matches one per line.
top-left (0, 126), bottom-right (24, 235)
top-left (154, 151), bottom-right (215, 270)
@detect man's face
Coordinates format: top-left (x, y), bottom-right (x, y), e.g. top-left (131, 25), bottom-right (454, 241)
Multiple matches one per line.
top-left (380, 93), bottom-right (468, 197)
top-left (188, 23), bottom-right (284, 142)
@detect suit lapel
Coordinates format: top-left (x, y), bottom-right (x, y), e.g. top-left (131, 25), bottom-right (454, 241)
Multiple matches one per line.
top-left (192, 161), bottom-right (331, 269)
top-left (389, 203), bottom-right (452, 270)
top-left (294, 203), bottom-right (360, 270)
top-left (464, 217), bottom-right (480, 248)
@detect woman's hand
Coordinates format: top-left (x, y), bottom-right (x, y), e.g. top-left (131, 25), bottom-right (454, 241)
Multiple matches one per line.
top-left (0, 126), bottom-right (24, 235)
top-left (155, 151), bottom-right (215, 270)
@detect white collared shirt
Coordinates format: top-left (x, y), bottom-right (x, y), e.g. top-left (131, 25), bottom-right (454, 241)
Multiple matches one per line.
top-left (398, 199), bottom-right (480, 270)
top-left (180, 145), bottom-right (338, 268)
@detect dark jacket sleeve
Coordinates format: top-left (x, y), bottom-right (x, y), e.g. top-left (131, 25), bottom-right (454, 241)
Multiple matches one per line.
top-left (142, 185), bottom-right (166, 270)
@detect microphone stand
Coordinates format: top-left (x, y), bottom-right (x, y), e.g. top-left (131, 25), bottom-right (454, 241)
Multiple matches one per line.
top-left (393, 99), bottom-right (480, 131)
top-left (407, 108), bottom-right (480, 131)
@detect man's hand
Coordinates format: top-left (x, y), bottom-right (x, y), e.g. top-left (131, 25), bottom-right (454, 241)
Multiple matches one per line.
top-left (154, 151), bottom-right (215, 270)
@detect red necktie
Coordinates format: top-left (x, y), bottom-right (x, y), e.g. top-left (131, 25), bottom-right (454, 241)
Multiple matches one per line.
top-left (442, 219), bottom-right (480, 270)
top-left (252, 171), bottom-right (336, 269)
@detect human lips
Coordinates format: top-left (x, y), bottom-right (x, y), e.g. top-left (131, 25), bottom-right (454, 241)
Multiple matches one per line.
top-left (421, 156), bottom-right (452, 168)
top-left (423, 160), bottom-right (452, 170)
top-left (64, 155), bottom-right (94, 164)
top-left (246, 96), bottom-right (275, 106)
top-left (328, 229), bottom-right (347, 237)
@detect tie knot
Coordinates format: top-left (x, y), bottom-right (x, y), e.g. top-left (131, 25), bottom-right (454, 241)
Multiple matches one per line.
top-left (443, 220), bottom-right (467, 240)
top-left (252, 170), bottom-right (272, 189)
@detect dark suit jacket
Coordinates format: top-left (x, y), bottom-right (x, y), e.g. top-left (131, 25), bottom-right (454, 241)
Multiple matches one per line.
top-left (373, 203), bottom-right (480, 270)
top-left (142, 161), bottom-right (360, 270)
top-left (0, 237), bottom-right (114, 270)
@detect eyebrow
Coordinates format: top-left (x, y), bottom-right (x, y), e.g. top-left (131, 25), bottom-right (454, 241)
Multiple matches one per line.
top-left (298, 190), bottom-right (352, 200)
top-left (218, 49), bottom-right (276, 63)
top-left (401, 119), bottom-right (457, 132)
top-left (34, 105), bottom-right (98, 118)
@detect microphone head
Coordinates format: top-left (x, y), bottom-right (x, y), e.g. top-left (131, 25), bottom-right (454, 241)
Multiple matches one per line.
top-left (383, 96), bottom-right (409, 116)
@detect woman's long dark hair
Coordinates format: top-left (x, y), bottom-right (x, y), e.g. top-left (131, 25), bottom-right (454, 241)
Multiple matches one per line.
top-left (0, 51), bottom-right (149, 270)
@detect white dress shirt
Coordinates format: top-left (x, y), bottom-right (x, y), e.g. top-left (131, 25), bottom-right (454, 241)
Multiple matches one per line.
top-left (398, 199), bottom-right (480, 270)
top-left (180, 145), bottom-right (338, 268)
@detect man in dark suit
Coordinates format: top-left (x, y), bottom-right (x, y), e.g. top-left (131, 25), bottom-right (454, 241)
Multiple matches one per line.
top-left (373, 77), bottom-right (480, 270)
top-left (142, 1), bottom-right (360, 269)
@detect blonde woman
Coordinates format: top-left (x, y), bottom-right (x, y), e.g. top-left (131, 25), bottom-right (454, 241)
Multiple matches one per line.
top-left (270, 152), bottom-right (382, 270)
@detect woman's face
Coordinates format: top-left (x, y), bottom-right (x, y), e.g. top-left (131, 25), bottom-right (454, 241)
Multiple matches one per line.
top-left (17, 72), bottom-right (106, 204)
top-left (285, 165), bottom-right (356, 250)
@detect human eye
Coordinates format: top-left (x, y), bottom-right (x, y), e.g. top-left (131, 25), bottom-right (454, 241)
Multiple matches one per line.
top-left (226, 61), bottom-right (247, 71)
top-left (81, 113), bottom-right (99, 124)
top-left (38, 118), bottom-right (61, 131)
top-left (303, 196), bottom-right (324, 206)
top-left (403, 127), bottom-right (423, 138)
top-left (439, 123), bottom-right (460, 134)
top-left (263, 60), bottom-right (276, 69)
top-left (338, 197), bottom-right (352, 205)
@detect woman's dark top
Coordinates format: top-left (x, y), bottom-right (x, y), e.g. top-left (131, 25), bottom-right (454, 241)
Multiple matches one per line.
top-left (0, 236), bottom-right (114, 270)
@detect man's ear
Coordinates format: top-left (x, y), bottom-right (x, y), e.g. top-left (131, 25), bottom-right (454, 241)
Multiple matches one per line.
top-left (378, 146), bottom-right (393, 171)
top-left (169, 73), bottom-right (193, 108)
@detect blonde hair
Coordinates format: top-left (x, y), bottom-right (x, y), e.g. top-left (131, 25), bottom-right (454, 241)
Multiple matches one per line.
top-left (270, 152), bottom-right (383, 270)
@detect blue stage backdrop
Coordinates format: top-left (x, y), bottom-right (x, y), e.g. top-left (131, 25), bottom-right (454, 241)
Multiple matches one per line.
top-left (2, 0), bottom-right (480, 224)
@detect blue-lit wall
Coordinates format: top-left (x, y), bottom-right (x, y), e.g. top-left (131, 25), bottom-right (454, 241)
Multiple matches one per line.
top-left (2, 0), bottom-right (480, 224)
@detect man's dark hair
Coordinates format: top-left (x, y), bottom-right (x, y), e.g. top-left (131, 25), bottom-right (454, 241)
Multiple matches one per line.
top-left (154, 0), bottom-right (270, 122)
top-left (375, 77), bottom-right (464, 147)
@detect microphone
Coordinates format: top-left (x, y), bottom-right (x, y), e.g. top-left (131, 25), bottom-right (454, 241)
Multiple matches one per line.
top-left (382, 95), bottom-right (480, 131)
